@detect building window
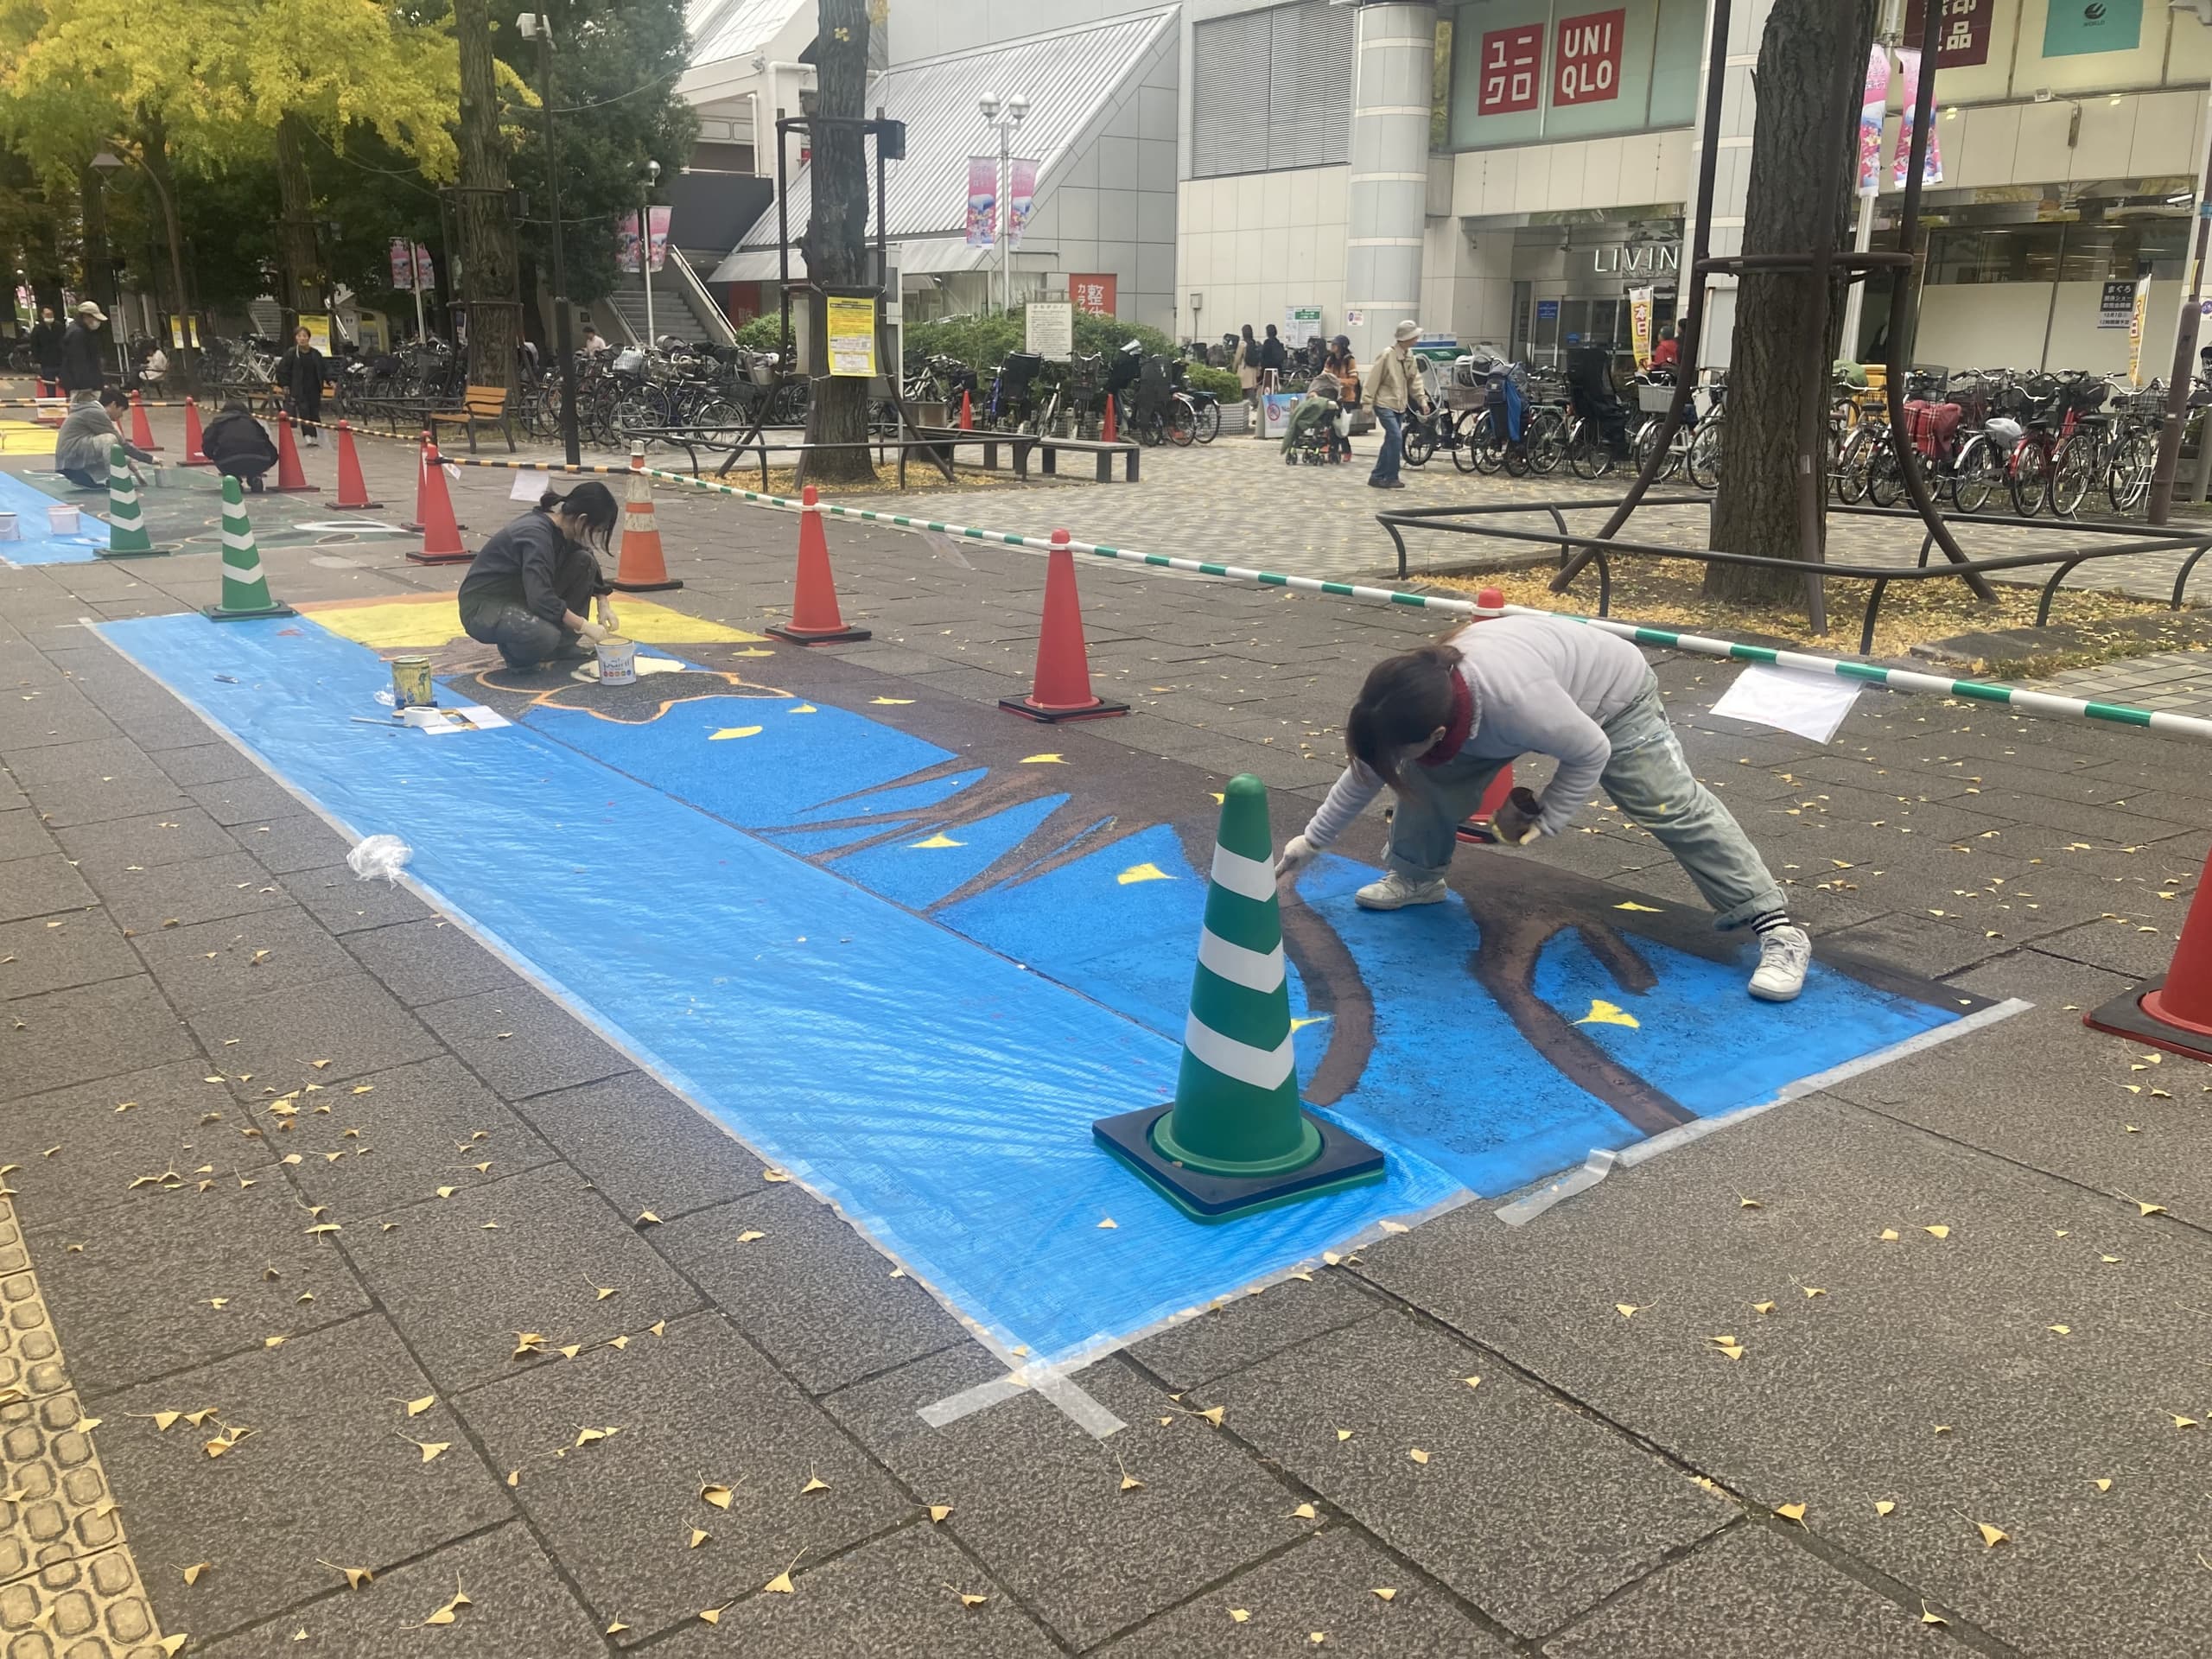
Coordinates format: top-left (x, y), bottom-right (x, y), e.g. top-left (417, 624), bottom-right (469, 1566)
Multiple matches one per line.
top-left (1192, 1), bottom-right (1355, 179)
top-left (1446, 0), bottom-right (1706, 152)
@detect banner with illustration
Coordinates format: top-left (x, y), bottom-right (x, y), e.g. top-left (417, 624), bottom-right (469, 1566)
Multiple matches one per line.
top-left (1628, 286), bottom-right (1654, 369)
top-left (1007, 159), bottom-right (1036, 250)
top-left (1891, 48), bottom-right (1942, 189)
top-left (1856, 44), bottom-right (1890, 197)
top-left (2127, 272), bottom-right (2153, 385)
top-left (617, 207), bottom-right (672, 275)
top-left (965, 156), bottom-right (997, 248)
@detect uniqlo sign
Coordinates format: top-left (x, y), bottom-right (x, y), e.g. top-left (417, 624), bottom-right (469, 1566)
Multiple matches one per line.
top-left (1902, 0), bottom-right (1993, 69)
top-left (1553, 9), bottom-right (1626, 106)
top-left (1477, 24), bottom-right (1543, 117)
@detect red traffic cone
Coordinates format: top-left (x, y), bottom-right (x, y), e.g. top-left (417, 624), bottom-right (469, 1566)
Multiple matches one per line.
top-left (766, 486), bottom-right (869, 645)
top-left (269, 410), bottom-right (320, 493)
top-left (128, 389), bottom-right (162, 451)
top-left (333, 422), bottom-right (381, 509)
top-left (1102, 392), bottom-right (1117, 446)
top-left (958, 389), bottom-right (973, 431)
top-left (609, 442), bottom-right (680, 592)
top-left (1000, 530), bottom-right (1128, 722)
top-left (181, 397), bottom-right (213, 465)
top-left (406, 440), bottom-right (472, 565)
top-left (2086, 846), bottom-right (2212, 1062)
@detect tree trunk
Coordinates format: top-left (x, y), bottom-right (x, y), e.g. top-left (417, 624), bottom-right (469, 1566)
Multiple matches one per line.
top-left (77, 163), bottom-right (111, 318)
top-left (454, 0), bottom-right (521, 397)
top-left (1706, 0), bottom-right (1876, 605)
top-left (140, 113), bottom-right (196, 385)
top-left (802, 0), bottom-right (875, 486)
top-left (273, 113), bottom-right (322, 325)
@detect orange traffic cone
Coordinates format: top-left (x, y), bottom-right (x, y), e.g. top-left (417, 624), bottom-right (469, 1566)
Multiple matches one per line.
top-left (269, 410), bottom-right (320, 493)
top-left (128, 389), bottom-right (162, 452)
top-left (1102, 392), bottom-right (1118, 445)
top-left (332, 422), bottom-right (380, 509)
top-left (609, 442), bottom-right (680, 592)
top-left (958, 390), bottom-right (973, 431)
top-left (766, 486), bottom-right (869, 645)
top-left (181, 397), bottom-right (213, 466)
top-left (2086, 845), bottom-right (2212, 1062)
top-left (405, 440), bottom-right (471, 565)
top-left (1000, 530), bottom-right (1128, 722)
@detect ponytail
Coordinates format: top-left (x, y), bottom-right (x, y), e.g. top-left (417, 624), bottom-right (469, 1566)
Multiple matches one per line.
top-left (538, 480), bottom-right (620, 554)
top-left (1345, 644), bottom-right (1458, 786)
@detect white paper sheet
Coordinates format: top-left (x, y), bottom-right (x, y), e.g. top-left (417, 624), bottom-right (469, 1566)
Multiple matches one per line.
top-left (1708, 663), bottom-right (1865, 745)
top-left (510, 468), bottom-right (553, 502)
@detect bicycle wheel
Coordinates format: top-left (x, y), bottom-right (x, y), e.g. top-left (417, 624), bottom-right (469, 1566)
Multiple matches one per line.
top-left (1567, 418), bottom-right (1603, 480)
top-left (1402, 418), bottom-right (1435, 468)
top-left (1194, 400), bottom-right (1220, 443)
top-left (1834, 425), bottom-right (1879, 505)
top-left (1866, 439), bottom-right (1904, 509)
top-left (2008, 440), bottom-right (2049, 517)
top-left (2049, 432), bottom-right (2097, 518)
top-left (1951, 435), bottom-right (2004, 513)
top-left (1166, 397), bottom-right (1196, 446)
top-left (1687, 419), bottom-right (1724, 490)
top-left (1525, 409), bottom-right (1567, 474)
top-left (2107, 430), bottom-right (2157, 513)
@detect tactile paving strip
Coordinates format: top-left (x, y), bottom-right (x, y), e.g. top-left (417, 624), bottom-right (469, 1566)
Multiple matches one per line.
top-left (0, 1204), bottom-right (175, 1657)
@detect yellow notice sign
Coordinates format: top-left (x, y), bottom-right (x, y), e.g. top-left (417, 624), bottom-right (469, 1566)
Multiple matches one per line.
top-left (826, 295), bottom-right (876, 378)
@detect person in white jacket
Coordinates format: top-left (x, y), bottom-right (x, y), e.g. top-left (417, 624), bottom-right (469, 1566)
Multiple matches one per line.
top-left (1275, 613), bottom-right (1812, 1001)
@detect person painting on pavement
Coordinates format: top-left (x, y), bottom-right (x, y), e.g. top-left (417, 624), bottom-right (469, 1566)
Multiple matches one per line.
top-left (199, 400), bottom-right (280, 492)
top-left (1274, 613), bottom-right (1813, 1001)
top-left (54, 387), bottom-right (155, 489)
top-left (456, 482), bottom-right (621, 671)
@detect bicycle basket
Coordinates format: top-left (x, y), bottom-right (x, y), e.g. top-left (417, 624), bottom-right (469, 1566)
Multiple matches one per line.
top-left (612, 347), bottom-right (646, 375)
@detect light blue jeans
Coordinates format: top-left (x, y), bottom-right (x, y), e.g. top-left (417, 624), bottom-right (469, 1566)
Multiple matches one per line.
top-left (1382, 677), bottom-right (1787, 929)
top-left (1370, 406), bottom-right (1403, 484)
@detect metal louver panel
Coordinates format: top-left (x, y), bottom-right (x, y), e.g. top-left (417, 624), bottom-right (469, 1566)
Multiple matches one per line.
top-left (1194, 2), bottom-right (1356, 180)
top-left (1193, 12), bottom-right (1271, 179)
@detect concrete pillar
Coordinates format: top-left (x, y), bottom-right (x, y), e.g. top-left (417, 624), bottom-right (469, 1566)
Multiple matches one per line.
top-left (1344, 2), bottom-right (1437, 365)
top-left (1682, 0), bottom-right (1768, 371)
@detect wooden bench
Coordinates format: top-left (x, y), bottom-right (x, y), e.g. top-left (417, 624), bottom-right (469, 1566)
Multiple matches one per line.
top-left (424, 385), bottom-right (516, 454)
top-left (909, 428), bottom-right (1039, 480)
top-left (1039, 436), bottom-right (1141, 483)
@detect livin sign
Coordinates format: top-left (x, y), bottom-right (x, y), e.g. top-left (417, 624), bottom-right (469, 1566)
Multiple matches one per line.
top-left (1590, 244), bottom-right (1680, 276)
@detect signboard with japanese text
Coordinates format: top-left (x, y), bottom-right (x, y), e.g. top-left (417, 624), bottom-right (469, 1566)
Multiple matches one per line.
top-left (1284, 303), bottom-right (1323, 347)
top-left (1478, 23), bottom-right (1544, 117)
top-left (2127, 272), bottom-right (2152, 385)
top-left (2099, 279), bottom-right (2134, 329)
top-left (826, 294), bottom-right (877, 378)
top-left (1070, 273), bottom-right (1116, 316)
top-left (1553, 10), bottom-right (1625, 107)
top-left (1901, 0), bottom-right (1993, 70)
top-left (1026, 300), bottom-right (1073, 362)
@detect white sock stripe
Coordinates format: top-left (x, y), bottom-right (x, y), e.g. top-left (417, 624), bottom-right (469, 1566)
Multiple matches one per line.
top-left (1210, 844), bottom-right (1275, 902)
top-left (1197, 928), bottom-right (1285, 994)
top-left (1183, 1013), bottom-right (1294, 1090)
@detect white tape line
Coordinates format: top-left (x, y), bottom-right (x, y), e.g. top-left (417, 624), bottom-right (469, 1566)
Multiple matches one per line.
top-left (1493, 997), bottom-right (2031, 1226)
top-left (918, 1363), bottom-right (1128, 1438)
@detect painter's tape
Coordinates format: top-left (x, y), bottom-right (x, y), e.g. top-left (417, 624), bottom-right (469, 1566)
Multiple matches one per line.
top-left (917, 1364), bottom-right (1128, 1439)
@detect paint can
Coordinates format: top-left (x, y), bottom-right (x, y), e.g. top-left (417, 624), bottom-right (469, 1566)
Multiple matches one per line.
top-left (596, 635), bottom-right (638, 687)
top-left (0, 512), bottom-right (16, 541)
top-left (46, 504), bottom-right (79, 536)
top-left (391, 655), bottom-right (435, 709)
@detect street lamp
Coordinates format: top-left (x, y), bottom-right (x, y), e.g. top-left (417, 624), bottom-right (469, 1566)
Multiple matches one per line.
top-left (518, 10), bottom-right (580, 465)
top-left (92, 147), bottom-right (195, 387)
top-left (977, 92), bottom-right (1029, 316)
top-left (639, 158), bottom-right (662, 346)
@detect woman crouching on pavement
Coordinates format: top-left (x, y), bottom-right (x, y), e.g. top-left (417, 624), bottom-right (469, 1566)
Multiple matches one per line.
top-left (456, 482), bottom-right (622, 671)
top-left (1273, 611), bottom-right (1813, 1001)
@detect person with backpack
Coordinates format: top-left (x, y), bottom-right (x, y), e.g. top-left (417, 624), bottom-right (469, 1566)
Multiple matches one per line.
top-left (1235, 324), bottom-right (1260, 409)
top-left (1258, 323), bottom-right (1287, 386)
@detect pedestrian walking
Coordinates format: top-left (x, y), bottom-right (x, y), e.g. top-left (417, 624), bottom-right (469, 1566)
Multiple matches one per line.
top-left (54, 387), bottom-right (156, 489)
top-left (28, 305), bottom-right (64, 385)
top-left (200, 400), bottom-right (280, 493)
top-left (1274, 613), bottom-right (1812, 1001)
top-left (59, 302), bottom-right (107, 402)
top-left (1235, 324), bottom-right (1260, 410)
top-left (1363, 319), bottom-right (1428, 490)
top-left (276, 324), bottom-right (327, 445)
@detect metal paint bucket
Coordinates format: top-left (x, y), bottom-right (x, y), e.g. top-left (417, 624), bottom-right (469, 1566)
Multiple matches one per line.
top-left (596, 636), bottom-right (638, 687)
top-left (46, 504), bottom-right (79, 536)
top-left (0, 512), bottom-right (16, 541)
top-left (391, 655), bottom-right (435, 709)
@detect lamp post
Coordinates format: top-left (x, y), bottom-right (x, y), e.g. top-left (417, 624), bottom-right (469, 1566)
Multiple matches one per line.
top-left (639, 158), bottom-right (661, 346)
top-left (977, 92), bottom-right (1029, 315)
top-left (519, 10), bottom-right (580, 466)
top-left (92, 147), bottom-right (194, 388)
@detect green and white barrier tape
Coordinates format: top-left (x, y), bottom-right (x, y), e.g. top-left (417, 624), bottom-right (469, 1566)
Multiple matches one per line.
top-left (644, 467), bottom-right (2212, 746)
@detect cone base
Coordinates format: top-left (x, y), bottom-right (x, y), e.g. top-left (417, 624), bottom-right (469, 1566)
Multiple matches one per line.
top-left (404, 521), bottom-right (470, 532)
top-left (334, 498), bottom-right (383, 510)
top-left (2083, 976), bottom-right (2212, 1064)
top-left (1092, 1104), bottom-right (1384, 1223)
top-left (766, 622), bottom-right (871, 645)
top-left (611, 576), bottom-right (683, 593)
top-left (97, 545), bottom-right (175, 560)
top-left (999, 693), bottom-right (1129, 723)
top-left (204, 602), bottom-right (298, 622)
top-left (406, 548), bottom-right (474, 566)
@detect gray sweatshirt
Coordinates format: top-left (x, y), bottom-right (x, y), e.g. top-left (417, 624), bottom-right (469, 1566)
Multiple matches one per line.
top-left (54, 405), bottom-right (151, 476)
top-left (1304, 615), bottom-right (1652, 848)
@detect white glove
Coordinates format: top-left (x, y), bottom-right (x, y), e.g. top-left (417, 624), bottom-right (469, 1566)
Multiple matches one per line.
top-left (575, 619), bottom-right (610, 646)
top-left (596, 599), bottom-right (619, 632)
top-left (1275, 834), bottom-right (1319, 882)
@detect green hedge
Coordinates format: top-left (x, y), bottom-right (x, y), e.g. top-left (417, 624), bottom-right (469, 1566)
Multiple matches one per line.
top-left (900, 307), bottom-right (1178, 374)
top-left (1184, 364), bottom-right (1241, 401)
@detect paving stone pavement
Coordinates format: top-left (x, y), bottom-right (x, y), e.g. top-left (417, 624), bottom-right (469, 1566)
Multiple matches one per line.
top-left (2, 402), bottom-right (2211, 1655)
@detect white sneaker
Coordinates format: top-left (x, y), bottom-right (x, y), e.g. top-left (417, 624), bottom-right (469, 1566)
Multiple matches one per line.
top-left (1748, 925), bottom-right (1811, 1002)
top-left (1355, 871), bottom-right (1448, 910)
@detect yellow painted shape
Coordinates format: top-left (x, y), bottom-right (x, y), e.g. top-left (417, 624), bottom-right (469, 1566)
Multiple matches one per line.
top-left (297, 593), bottom-right (766, 649)
top-left (1210, 792), bottom-right (1225, 804)
top-left (1289, 1014), bottom-right (1332, 1033)
top-left (1575, 1000), bottom-right (1641, 1030)
top-left (910, 832), bottom-right (965, 849)
top-left (709, 726), bottom-right (764, 741)
top-left (1116, 862), bottom-right (1173, 885)
top-left (1020, 753), bottom-right (1065, 765)
top-left (788, 704), bottom-right (817, 715)
top-left (1613, 901), bottom-right (1664, 913)
top-left (870, 697), bottom-right (914, 705)
top-left (0, 418), bottom-right (58, 453)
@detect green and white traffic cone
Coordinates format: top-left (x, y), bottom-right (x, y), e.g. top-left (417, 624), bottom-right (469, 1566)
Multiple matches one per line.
top-left (1094, 773), bottom-right (1384, 1221)
top-left (203, 474), bottom-right (296, 621)
top-left (97, 443), bottom-right (171, 559)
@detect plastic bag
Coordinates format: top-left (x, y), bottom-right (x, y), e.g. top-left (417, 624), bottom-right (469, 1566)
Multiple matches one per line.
top-left (346, 834), bottom-right (412, 884)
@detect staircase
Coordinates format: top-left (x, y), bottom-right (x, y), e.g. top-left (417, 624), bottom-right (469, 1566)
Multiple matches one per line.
top-left (598, 246), bottom-right (737, 348)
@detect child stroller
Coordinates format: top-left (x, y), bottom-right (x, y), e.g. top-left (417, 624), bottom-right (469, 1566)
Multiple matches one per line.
top-left (1281, 374), bottom-right (1345, 465)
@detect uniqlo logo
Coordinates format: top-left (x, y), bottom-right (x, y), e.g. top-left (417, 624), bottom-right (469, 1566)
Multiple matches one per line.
top-left (1478, 25), bottom-right (1543, 117)
top-left (1553, 9), bottom-right (1625, 107)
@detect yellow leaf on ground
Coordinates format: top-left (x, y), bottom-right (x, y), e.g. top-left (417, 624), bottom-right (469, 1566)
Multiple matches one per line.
top-left (688, 1529), bottom-right (710, 1548)
top-left (1336, 1429), bottom-right (1353, 1441)
top-left (2135, 1201), bottom-right (2168, 1217)
top-left (1879, 1229), bottom-right (1900, 1241)
top-left (929, 1504), bottom-right (953, 1522)
top-left (1229, 1609), bottom-right (1251, 1623)
top-left (2168, 1413), bottom-right (2199, 1429)
top-left (1751, 1301), bottom-right (1777, 1315)
top-left (321, 1562), bottom-right (372, 1591)
top-left (701, 1484), bottom-right (733, 1510)
top-left (1116, 862), bottom-right (1173, 885)
top-left (1924, 1224), bottom-right (1951, 1239)
top-left (800, 1473), bottom-right (830, 1494)
top-left (1976, 1522), bottom-right (2009, 1548)
top-left (1098, 1217), bottom-right (1118, 1230)
top-left (1292, 1503), bottom-right (1318, 1519)
top-left (1874, 1500), bottom-right (1895, 1516)
top-left (1464, 1376), bottom-right (1482, 1389)
top-left (1120, 1473), bottom-right (1144, 1491)
top-left (607, 1623), bottom-right (628, 1636)
top-left (1613, 901), bottom-right (1663, 912)
top-left (1738, 1197), bottom-right (1762, 1210)
top-left (762, 1168), bottom-right (791, 1184)
top-left (637, 1211), bottom-right (661, 1226)
top-left (909, 833), bottom-right (965, 849)
top-left (182, 1562), bottom-right (212, 1585)
top-left (1614, 1304), bottom-right (1641, 1319)
top-left (1713, 1344), bottom-right (1745, 1361)
top-left (1801, 1287), bottom-right (1827, 1299)
top-left (955, 1590), bottom-right (989, 1608)
top-left (1774, 1502), bottom-right (1808, 1525)
top-left (1408, 1448), bottom-right (1430, 1465)
top-left (161, 1638), bottom-right (188, 1657)
top-left (1198, 1406), bottom-right (1224, 1427)
top-left (1922, 1604), bottom-right (1948, 1626)
top-left (2094, 1478), bottom-right (2113, 1492)
top-left (1575, 999), bottom-right (1640, 1029)
top-left (405, 1396), bottom-right (435, 1417)
top-left (1019, 753), bottom-right (1065, 765)
top-left (401, 1436), bottom-right (450, 1464)
top-left (2048, 1325), bottom-right (2070, 1336)
top-left (737, 1230), bottom-right (765, 1243)
top-left (1372, 1586), bottom-right (1397, 1601)
top-left (869, 697), bottom-right (913, 705)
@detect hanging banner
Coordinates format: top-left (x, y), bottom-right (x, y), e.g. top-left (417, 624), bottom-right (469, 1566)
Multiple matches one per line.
top-left (826, 293), bottom-right (877, 378)
top-left (645, 206), bottom-right (671, 273)
top-left (965, 156), bottom-right (997, 248)
top-left (1857, 45), bottom-right (1891, 197)
top-left (1891, 48), bottom-right (1942, 190)
top-left (167, 315), bottom-right (199, 348)
top-left (1628, 286), bottom-right (1654, 370)
top-left (1903, 0), bottom-right (1993, 69)
top-left (388, 238), bottom-right (416, 292)
top-left (1007, 159), bottom-right (1037, 250)
top-left (412, 244), bottom-right (435, 291)
top-left (615, 209), bottom-right (673, 276)
top-left (2044, 0), bottom-right (2142, 58)
top-left (2127, 272), bottom-right (2153, 385)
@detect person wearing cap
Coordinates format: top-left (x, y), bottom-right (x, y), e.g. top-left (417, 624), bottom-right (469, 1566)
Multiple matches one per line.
top-left (59, 302), bottom-right (108, 402)
top-left (1274, 613), bottom-right (1812, 1003)
top-left (1363, 320), bottom-right (1430, 490)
